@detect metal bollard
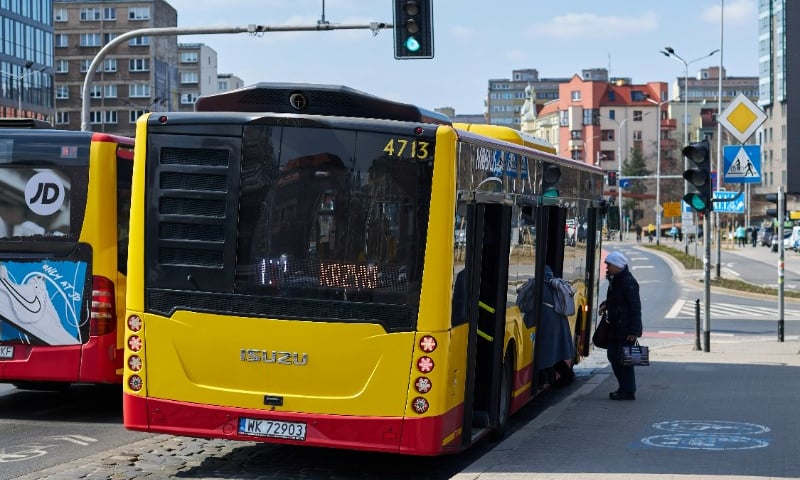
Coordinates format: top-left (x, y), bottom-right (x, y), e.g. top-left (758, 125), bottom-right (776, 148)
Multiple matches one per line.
top-left (694, 299), bottom-right (701, 351)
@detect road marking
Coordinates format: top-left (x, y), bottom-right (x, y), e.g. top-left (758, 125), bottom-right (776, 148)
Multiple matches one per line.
top-left (666, 299), bottom-right (800, 320)
top-left (47, 434), bottom-right (97, 446)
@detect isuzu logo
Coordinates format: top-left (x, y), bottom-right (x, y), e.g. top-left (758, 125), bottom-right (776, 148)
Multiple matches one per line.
top-left (240, 349), bottom-right (308, 365)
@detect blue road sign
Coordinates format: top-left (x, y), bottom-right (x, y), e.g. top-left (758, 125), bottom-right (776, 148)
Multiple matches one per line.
top-left (713, 190), bottom-right (745, 213)
top-left (619, 178), bottom-right (631, 188)
top-left (723, 145), bottom-right (761, 184)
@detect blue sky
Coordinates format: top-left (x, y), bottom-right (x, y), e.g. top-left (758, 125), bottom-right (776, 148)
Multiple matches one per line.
top-left (167, 0), bottom-right (758, 115)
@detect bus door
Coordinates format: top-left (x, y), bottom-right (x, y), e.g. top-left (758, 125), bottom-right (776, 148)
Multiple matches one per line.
top-left (579, 206), bottom-right (603, 356)
top-left (459, 196), bottom-right (512, 445)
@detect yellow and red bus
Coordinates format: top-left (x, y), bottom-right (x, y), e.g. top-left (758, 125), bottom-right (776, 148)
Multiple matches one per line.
top-left (0, 119), bottom-right (134, 388)
top-left (122, 83), bottom-right (606, 455)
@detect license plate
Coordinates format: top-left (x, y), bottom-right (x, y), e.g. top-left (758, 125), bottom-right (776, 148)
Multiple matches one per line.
top-left (0, 346), bottom-right (13, 359)
top-left (238, 417), bottom-right (307, 441)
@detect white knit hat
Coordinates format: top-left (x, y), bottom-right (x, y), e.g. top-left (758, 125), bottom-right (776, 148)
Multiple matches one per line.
top-left (605, 251), bottom-right (627, 268)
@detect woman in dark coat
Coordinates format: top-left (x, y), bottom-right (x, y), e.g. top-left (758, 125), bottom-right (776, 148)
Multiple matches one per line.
top-left (599, 251), bottom-right (642, 400)
top-left (518, 265), bottom-right (575, 388)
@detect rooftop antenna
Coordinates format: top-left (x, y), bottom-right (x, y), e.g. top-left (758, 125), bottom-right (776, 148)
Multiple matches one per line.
top-left (318, 0), bottom-right (329, 26)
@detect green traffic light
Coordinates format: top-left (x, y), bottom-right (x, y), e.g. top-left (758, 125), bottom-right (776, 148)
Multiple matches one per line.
top-left (683, 193), bottom-right (712, 213)
top-left (405, 36), bottom-right (420, 52)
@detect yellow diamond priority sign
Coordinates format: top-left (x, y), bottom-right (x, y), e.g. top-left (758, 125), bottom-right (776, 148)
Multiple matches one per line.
top-left (719, 93), bottom-right (767, 143)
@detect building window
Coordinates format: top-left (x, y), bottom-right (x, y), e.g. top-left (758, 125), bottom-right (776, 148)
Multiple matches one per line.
top-left (55, 8), bottom-right (68, 21)
top-left (103, 111), bottom-right (118, 124)
top-left (80, 8), bottom-right (101, 21)
top-left (600, 150), bottom-right (615, 162)
top-left (608, 110), bottom-right (616, 120)
top-left (129, 109), bottom-right (147, 123)
top-left (571, 150), bottom-right (582, 161)
top-left (56, 111), bottom-right (70, 124)
top-left (89, 111), bottom-right (102, 124)
top-left (104, 7), bottom-right (117, 20)
top-left (129, 36), bottom-right (150, 47)
top-left (559, 110), bottom-right (569, 127)
top-left (129, 58), bottom-right (150, 72)
top-left (129, 83), bottom-right (151, 98)
top-left (104, 58), bottom-right (117, 72)
top-left (571, 90), bottom-right (581, 101)
top-left (218, 80), bottom-right (229, 91)
top-left (104, 84), bottom-right (117, 98)
top-left (181, 92), bottom-right (199, 104)
top-left (601, 129), bottom-right (615, 141)
top-left (570, 130), bottom-right (582, 140)
top-left (104, 32), bottom-right (118, 44)
top-left (180, 52), bottom-right (199, 63)
top-left (608, 91), bottom-right (616, 102)
top-left (180, 71), bottom-right (199, 84)
top-left (56, 86), bottom-right (69, 99)
top-left (129, 7), bottom-right (150, 20)
top-left (632, 130), bottom-right (642, 141)
top-left (55, 59), bottom-right (68, 73)
top-left (55, 34), bottom-right (68, 48)
top-left (80, 33), bottom-right (102, 47)
top-left (90, 85), bottom-right (102, 98)
top-left (633, 110), bottom-right (643, 121)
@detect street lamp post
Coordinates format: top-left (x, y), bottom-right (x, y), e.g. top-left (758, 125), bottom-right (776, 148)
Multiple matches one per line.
top-left (0, 61), bottom-right (46, 115)
top-left (646, 97), bottom-right (669, 246)
top-left (660, 47), bottom-right (719, 250)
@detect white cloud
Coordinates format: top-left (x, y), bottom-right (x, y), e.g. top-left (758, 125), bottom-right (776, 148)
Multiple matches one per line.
top-left (527, 12), bottom-right (658, 39)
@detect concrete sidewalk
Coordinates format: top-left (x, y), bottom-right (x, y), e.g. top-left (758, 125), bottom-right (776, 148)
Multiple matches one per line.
top-left (453, 337), bottom-right (800, 479)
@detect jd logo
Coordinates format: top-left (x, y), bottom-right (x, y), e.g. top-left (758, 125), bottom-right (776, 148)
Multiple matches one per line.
top-left (25, 171), bottom-right (65, 216)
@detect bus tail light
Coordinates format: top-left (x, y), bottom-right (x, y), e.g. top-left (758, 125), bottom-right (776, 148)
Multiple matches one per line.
top-left (90, 276), bottom-right (116, 336)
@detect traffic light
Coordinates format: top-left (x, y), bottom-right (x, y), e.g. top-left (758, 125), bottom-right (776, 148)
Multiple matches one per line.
top-left (393, 0), bottom-right (434, 59)
top-left (681, 139), bottom-right (713, 213)
top-left (540, 163), bottom-right (561, 204)
top-left (607, 171), bottom-right (617, 186)
top-left (765, 192), bottom-right (785, 218)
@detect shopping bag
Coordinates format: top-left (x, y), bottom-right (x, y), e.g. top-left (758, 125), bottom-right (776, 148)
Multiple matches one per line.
top-left (622, 341), bottom-right (650, 366)
top-left (591, 313), bottom-right (611, 349)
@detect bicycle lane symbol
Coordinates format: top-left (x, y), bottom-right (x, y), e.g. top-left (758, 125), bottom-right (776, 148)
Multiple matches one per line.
top-left (640, 420), bottom-right (771, 451)
top-left (0, 443), bottom-right (58, 463)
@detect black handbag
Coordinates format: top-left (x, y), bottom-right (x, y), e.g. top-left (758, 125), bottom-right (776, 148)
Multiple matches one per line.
top-left (592, 313), bottom-right (610, 349)
top-left (622, 341), bottom-right (650, 366)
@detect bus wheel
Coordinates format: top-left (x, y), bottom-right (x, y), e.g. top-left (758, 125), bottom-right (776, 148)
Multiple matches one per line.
top-left (491, 349), bottom-right (514, 441)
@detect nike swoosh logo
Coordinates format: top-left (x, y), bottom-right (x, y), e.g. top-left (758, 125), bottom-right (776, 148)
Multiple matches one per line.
top-left (0, 277), bottom-right (42, 314)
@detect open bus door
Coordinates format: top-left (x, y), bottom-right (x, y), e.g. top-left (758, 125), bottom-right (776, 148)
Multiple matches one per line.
top-left (459, 197), bottom-right (512, 446)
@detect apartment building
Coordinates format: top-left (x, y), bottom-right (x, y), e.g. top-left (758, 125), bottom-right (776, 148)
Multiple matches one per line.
top-left (485, 69), bottom-right (569, 128)
top-left (53, 0), bottom-right (178, 136)
top-left (176, 43), bottom-right (218, 111)
top-left (0, 1), bottom-right (54, 121)
top-left (217, 73), bottom-right (244, 94)
top-left (758, 0), bottom-right (800, 196)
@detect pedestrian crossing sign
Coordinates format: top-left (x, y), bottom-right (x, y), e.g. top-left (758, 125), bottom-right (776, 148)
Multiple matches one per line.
top-left (723, 145), bottom-right (761, 184)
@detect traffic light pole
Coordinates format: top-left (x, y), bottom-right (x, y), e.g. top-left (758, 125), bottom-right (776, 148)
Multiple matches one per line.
top-left (778, 186), bottom-right (785, 342)
top-left (703, 213), bottom-right (711, 352)
top-left (80, 22), bottom-right (393, 131)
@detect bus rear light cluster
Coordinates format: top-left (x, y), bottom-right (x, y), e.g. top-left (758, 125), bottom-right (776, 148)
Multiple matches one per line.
top-left (128, 375), bottom-right (143, 391)
top-left (89, 276), bottom-right (116, 336)
top-left (128, 355), bottom-right (143, 372)
top-left (412, 334), bottom-right (437, 414)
